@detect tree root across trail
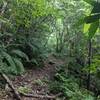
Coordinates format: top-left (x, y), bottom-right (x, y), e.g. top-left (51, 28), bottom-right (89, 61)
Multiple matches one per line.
top-left (1, 73), bottom-right (21, 100)
top-left (1, 73), bottom-right (62, 100)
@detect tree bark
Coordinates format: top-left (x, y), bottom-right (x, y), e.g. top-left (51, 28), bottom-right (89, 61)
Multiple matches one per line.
top-left (87, 39), bottom-right (92, 90)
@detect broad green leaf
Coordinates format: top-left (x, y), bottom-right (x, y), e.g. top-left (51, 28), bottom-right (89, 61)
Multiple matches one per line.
top-left (83, 0), bottom-right (96, 6)
top-left (85, 14), bottom-right (100, 23)
top-left (84, 23), bottom-right (90, 33)
top-left (88, 20), bottom-right (99, 39)
top-left (91, 3), bottom-right (100, 14)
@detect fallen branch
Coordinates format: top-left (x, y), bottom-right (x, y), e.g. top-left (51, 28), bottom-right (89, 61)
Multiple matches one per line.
top-left (20, 92), bottom-right (62, 99)
top-left (1, 73), bottom-right (21, 100)
top-left (0, 73), bottom-right (62, 100)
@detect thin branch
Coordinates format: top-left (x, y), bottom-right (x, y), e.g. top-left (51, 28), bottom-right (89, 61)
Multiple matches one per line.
top-left (21, 93), bottom-right (62, 99)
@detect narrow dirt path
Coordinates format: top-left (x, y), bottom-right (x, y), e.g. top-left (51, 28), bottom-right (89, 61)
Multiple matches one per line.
top-left (0, 55), bottom-right (65, 100)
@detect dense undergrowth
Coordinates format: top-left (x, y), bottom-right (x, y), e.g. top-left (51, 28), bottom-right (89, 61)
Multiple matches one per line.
top-left (49, 65), bottom-right (100, 100)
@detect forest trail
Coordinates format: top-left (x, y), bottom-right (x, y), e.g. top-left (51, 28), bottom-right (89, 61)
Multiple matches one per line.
top-left (13, 54), bottom-right (65, 86)
top-left (0, 55), bottom-right (65, 100)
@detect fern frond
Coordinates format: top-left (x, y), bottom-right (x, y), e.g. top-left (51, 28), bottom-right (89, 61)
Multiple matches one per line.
top-left (13, 58), bottom-right (25, 75)
top-left (11, 50), bottom-right (29, 61)
top-left (1, 51), bottom-right (16, 70)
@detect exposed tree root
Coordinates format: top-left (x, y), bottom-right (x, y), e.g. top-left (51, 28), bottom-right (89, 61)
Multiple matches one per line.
top-left (20, 93), bottom-right (62, 99)
top-left (1, 73), bottom-right (21, 100)
top-left (1, 73), bottom-right (62, 100)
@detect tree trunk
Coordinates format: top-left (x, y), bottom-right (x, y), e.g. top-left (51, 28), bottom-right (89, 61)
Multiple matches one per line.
top-left (87, 39), bottom-right (92, 90)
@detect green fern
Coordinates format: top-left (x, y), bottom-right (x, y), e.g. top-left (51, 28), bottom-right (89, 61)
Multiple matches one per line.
top-left (1, 51), bottom-right (17, 70)
top-left (0, 49), bottom-right (26, 74)
top-left (11, 50), bottom-right (29, 61)
top-left (13, 58), bottom-right (25, 74)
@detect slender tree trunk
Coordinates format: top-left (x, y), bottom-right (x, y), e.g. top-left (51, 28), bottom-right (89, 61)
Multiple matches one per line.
top-left (87, 39), bottom-right (92, 90)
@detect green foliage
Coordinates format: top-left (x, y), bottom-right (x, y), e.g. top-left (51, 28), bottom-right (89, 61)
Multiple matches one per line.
top-left (83, 0), bottom-right (97, 6)
top-left (11, 50), bottom-right (29, 61)
top-left (49, 72), bottom-right (94, 100)
top-left (85, 14), bottom-right (100, 23)
top-left (83, 56), bottom-right (100, 74)
top-left (0, 0), bottom-right (99, 99)
top-left (0, 33), bottom-right (28, 74)
top-left (88, 20), bottom-right (99, 39)
top-left (83, 0), bottom-right (100, 39)
top-left (8, 0), bottom-right (57, 29)
top-left (0, 48), bottom-right (27, 75)
top-left (13, 58), bottom-right (25, 74)
top-left (32, 79), bottom-right (46, 86)
top-left (18, 86), bottom-right (32, 95)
